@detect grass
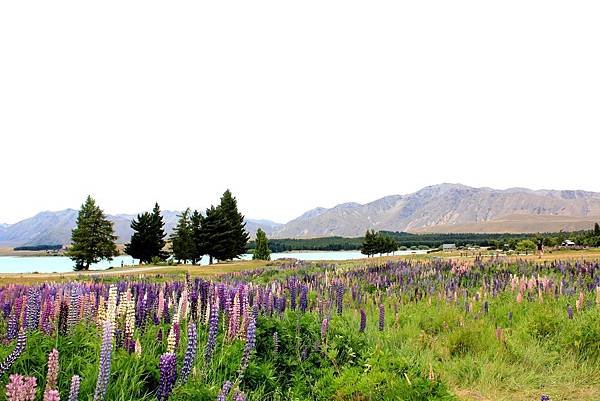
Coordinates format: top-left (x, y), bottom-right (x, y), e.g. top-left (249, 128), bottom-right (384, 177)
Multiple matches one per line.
top-left (1, 254), bottom-right (600, 400)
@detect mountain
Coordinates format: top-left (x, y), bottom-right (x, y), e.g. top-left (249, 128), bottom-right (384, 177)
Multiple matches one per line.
top-left (3, 183), bottom-right (600, 246)
top-left (0, 210), bottom-right (282, 247)
top-left (272, 183), bottom-right (600, 238)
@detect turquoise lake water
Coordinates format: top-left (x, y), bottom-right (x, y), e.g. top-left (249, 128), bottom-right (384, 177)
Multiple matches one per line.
top-left (0, 250), bottom-right (426, 274)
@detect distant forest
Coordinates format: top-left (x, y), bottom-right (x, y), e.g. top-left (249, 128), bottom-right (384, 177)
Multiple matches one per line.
top-left (13, 244), bottom-right (63, 251)
top-left (248, 225), bottom-right (600, 252)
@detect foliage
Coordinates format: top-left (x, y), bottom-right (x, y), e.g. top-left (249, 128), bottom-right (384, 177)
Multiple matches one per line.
top-left (170, 209), bottom-right (196, 264)
top-left (125, 203), bottom-right (168, 264)
top-left (361, 230), bottom-right (398, 256)
top-left (13, 245), bottom-right (62, 252)
top-left (1, 257), bottom-right (600, 401)
top-left (252, 228), bottom-right (271, 261)
top-left (66, 195), bottom-right (118, 270)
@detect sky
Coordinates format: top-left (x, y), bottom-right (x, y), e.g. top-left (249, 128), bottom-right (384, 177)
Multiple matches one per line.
top-left (1, 1), bottom-right (599, 224)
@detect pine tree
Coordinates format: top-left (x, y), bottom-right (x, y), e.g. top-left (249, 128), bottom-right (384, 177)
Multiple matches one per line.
top-left (595, 223), bottom-right (600, 236)
top-left (190, 210), bottom-right (205, 265)
top-left (170, 209), bottom-right (195, 264)
top-left (361, 229), bottom-right (377, 257)
top-left (200, 206), bottom-right (230, 264)
top-left (67, 195), bottom-right (118, 271)
top-left (217, 190), bottom-right (250, 260)
top-left (125, 203), bottom-right (167, 264)
top-left (379, 234), bottom-right (398, 255)
top-left (253, 228), bottom-right (271, 260)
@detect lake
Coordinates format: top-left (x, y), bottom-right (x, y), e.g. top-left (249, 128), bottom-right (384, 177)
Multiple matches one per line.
top-left (0, 250), bottom-right (427, 274)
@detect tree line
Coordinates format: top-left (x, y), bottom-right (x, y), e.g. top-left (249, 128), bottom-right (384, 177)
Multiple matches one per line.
top-left (360, 230), bottom-right (398, 257)
top-left (66, 190), bottom-right (255, 271)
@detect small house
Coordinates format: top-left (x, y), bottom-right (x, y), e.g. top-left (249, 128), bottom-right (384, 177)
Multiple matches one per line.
top-left (442, 243), bottom-right (457, 251)
top-left (562, 240), bottom-right (576, 247)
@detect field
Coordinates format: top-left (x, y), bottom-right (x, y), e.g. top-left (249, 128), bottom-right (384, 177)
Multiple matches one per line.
top-left (1, 253), bottom-right (599, 401)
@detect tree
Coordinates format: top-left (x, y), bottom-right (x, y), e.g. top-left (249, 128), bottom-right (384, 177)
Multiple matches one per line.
top-left (200, 205), bottom-right (230, 264)
top-left (378, 234), bottom-right (398, 255)
top-left (595, 223), bottom-right (600, 236)
top-left (67, 195), bottom-right (118, 271)
top-left (190, 210), bottom-right (205, 265)
top-left (361, 229), bottom-right (378, 257)
top-left (125, 203), bottom-right (168, 264)
top-left (515, 239), bottom-right (536, 253)
top-left (170, 209), bottom-right (195, 264)
top-left (253, 228), bottom-right (271, 260)
top-left (217, 190), bottom-right (250, 260)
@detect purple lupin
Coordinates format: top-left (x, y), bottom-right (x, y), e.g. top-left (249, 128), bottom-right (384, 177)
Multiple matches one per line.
top-left (0, 331), bottom-right (27, 378)
top-left (93, 320), bottom-right (114, 401)
top-left (205, 304), bottom-right (219, 364)
top-left (216, 380), bottom-right (232, 401)
top-left (240, 316), bottom-right (256, 371)
top-left (378, 304), bottom-right (385, 331)
top-left (68, 375), bottom-right (81, 401)
top-left (180, 323), bottom-right (197, 384)
top-left (157, 352), bottom-right (177, 401)
top-left (359, 309), bottom-right (366, 333)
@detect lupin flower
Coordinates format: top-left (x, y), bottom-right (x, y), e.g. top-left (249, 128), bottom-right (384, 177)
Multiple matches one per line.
top-left (157, 353), bottom-right (177, 401)
top-left (216, 381), bottom-right (232, 401)
top-left (272, 331), bottom-right (279, 354)
top-left (240, 316), bottom-right (256, 371)
top-left (135, 339), bottom-right (142, 357)
top-left (43, 389), bottom-right (60, 401)
top-left (233, 390), bottom-right (247, 401)
top-left (205, 304), bottom-right (219, 364)
top-left (567, 305), bottom-right (573, 319)
top-left (300, 286), bottom-right (308, 313)
top-left (5, 374), bottom-right (37, 401)
top-left (45, 349), bottom-right (59, 391)
top-left (93, 320), bottom-right (114, 401)
top-left (6, 313), bottom-right (18, 341)
top-left (576, 292), bottom-right (584, 312)
top-left (58, 302), bottom-right (69, 337)
top-left (166, 322), bottom-right (178, 354)
top-left (359, 309), bottom-right (366, 333)
top-left (68, 375), bottom-right (81, 401)
top-left (320, 318), bottom-right (329, 343)
top-left (0, 331), bottom-right (27, 378)
top-left (25, 287), bottom-right (41, 332)
top-left (379, 304), bottom-right (385, 331)
top-left (336, 284), bottom-right (344, 315)
top-left (67, 288), bottom-right (80, 332)
top-left (180, 323), bottom-right (197, 384)
top-left (541, 395), bottom-right (550, 401)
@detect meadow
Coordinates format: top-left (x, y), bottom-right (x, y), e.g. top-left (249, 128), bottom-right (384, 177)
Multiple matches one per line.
top-left (1, 255), bottom-right (599, 401)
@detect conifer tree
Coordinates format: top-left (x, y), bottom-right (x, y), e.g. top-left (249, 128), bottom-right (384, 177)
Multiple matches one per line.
top-left (125, 202), bottom-right (167, 264)
top-left (190, 210), bottom-right (205, 265)
top-left (252, 228), bottom-right (271, 260)
top-left (217, 190), bottom-right (249, 260)
top-left (170, 208), bottom-right (195, 264)
top-left (199, 205), bottom-right (230, 264)
top-left (361, 229), bottom-right (378, 257)
top-left (67, 195), bottom-right (118, 271)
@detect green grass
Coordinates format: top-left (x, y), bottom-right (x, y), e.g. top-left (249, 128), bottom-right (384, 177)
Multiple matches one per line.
top-left (1, 257), bottom-right (600, 400)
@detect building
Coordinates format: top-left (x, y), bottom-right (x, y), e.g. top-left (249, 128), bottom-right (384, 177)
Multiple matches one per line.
top-left (442, 243), bottom-right (457, 250)
top-left (562, 240), bottom-right (576, 247)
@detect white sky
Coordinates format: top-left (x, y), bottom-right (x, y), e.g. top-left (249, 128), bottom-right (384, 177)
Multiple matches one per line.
top-left (1, 1), bottom-right (599, 224)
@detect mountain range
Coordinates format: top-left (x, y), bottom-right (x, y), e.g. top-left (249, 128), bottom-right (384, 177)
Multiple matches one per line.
top-left (2, 183), bottom-right (600, 246)
top-left (0, 210), bottom-right (283, 247)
